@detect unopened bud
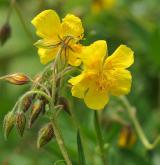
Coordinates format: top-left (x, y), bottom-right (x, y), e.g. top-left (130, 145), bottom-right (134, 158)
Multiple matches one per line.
top-left (3, 111), bottom-right (15, 139)
top-left (0, 23), bottom-right (11, 46)
top-left (22, 96), bottom-right (32, 112)
top-left (29, 100), bottom-right (43, 128)
top-left (59, 97), bottom-right (70, 115)
top-left (16, 112), bottom-right (26, 137)
top-left (37, 123), bottom-right (54, 149)
top-left (41, 100), bottom-right (46, 115)
top-left (118, 125), bottom-right (136, 149)
top-left (39, 97), bottom-right (48, 114)
top-left (4, 73), bottom-right (29, 85)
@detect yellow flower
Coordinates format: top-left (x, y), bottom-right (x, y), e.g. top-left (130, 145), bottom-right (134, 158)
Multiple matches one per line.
top-left (69, 40), bottom-right (134, 110)
top-left (92, 0), bottom-right (116, 13)
top-left (31, 9), bottom-right (84, 66)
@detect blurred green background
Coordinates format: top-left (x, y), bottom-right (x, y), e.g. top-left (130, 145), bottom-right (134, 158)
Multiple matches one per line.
top-left (0, 0), bottom-right (160, 164)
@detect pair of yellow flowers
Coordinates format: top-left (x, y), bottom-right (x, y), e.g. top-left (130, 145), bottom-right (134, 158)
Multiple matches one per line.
top-left (32, 10), bottom-right (134, 110)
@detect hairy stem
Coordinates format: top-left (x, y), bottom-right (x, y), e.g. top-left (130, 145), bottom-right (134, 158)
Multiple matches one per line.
top-left (119, 96), bottom-right (160, 150)
top-left (50, 46), bottom-right (72, 165)
top-left (94, 111), bottom-right (107, 165)
top-left (51, 117), bottom-right (72, 165)
top-left (6, 0), bottom-right (15, 23)
top-left (14, 90), bottom-right (51, 113)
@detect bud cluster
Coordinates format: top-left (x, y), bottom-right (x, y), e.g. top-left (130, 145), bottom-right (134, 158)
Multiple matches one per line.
top-left (1, 67), bottom-right (71, 149)
top-left (2, 91), bottom-right (55, 148)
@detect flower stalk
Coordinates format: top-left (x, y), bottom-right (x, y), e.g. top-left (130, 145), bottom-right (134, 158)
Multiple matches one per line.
top-left (49, 47), bottom-right (72, 165)
top-left (17, 90), bottom-right (51, 112)
top-left (1, 8), bottom-right (138, 164)
top-left (119, 96), bottom-right (160, 150)
top-left (10, 80), bottom-right (72, 164)
top-left (51, 117), bottom-right (72, 165)
top-left (94, 111), bottom-right (107, 165)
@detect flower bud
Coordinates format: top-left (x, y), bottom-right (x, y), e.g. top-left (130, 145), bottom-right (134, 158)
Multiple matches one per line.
top-left (39, 97), bottom-right (48, 114)
top-left (59, 97), bottom-right (70, 115)
top-left (4, 73), bottom-right (29, 85)
top-left (16, 112), bottom-right (26, 137)
top-left (0, 23), bottom-right (11, 46)
top-left (118, 125), bottom-right (136, 149)
top-left (41, 100), bottom-right (46, 115)
top-left (37, 123), bottom-right (54, 149)
top-left (28, 100), bottom-right (43, 128)
top-left (3, 111), bottom-right (15, 139)
top-left (22, 96), bottom-right (32, 112)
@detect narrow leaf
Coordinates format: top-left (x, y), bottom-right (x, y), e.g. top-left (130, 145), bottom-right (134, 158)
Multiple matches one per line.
top-left (77, 130), bottom-right (86, 165)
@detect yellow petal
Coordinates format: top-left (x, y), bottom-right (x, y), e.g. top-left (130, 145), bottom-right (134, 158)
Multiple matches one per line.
top-left (107, 69), bottom-right (132, 96)
top-left (103, 0), bottom-right (116, 10)
top-left (81, 40), bottom-right (107, 70)
top-left (84, 87), bottom-right (109, 110)
top-left (67, 44), bottom-right (83, 66)
top-left (68, 73), bottom-right (84, 85)
top-left (105, 45), bottom-right (134, 69)
top-left (71, 82), bottom-right (88, 98)
top-left (69, 73), bottom-right (89, 98)
top-left (31, 10), bottom-right (60, 40)
top-left (60, 14), bottom-right (84, 39)
top-left (68, 53), bottom-right (81, 66)
top-left (38, 47), bottom-right (59, 64)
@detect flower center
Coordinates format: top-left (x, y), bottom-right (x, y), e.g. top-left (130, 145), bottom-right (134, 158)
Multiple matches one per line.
top-left (58, 35), bottom-right (74, 48)
top-left (95, 71), bottom-right (107, 91)
top-left (95, 68), bottom-right (114, 92)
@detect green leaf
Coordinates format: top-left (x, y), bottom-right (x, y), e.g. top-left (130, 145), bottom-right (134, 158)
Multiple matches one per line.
top-left (77, 130), bottom-right (86, 165)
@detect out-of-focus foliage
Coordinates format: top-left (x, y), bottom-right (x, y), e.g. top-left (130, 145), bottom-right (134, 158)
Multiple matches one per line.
top-left (0, 0), bottom-right (160, 164)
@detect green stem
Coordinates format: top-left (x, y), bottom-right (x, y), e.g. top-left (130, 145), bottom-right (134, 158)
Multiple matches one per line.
top-left (51, 117), bottom-right (72, 165)
top-left (52, 46), bottom-right (64, 104)
top-left (0, 75), bottom-right (8, 80)
top-left (50, 45), bottom-right (72, 165)
top-left (13, 90), bottom-right (51, 113)
top-left (11, 88), bottom-right (72, 164)
top-left (31, 63), bottom-right (52, 90)
top-left (158, 73), bottom-right (160, 108)
top-left (119, 96), bottom-right (160, 150)
top-left (13, 0), bottom-right (34, 42)
top-left (52, 45), bottom-right (64, 72)
top-left (50, 94), bottom-right (72, 165)
top-left (54, 160), bottom-right (66, 165)
top-left (6, 0), bottom-right (15, 23)
top-left (94, 111), bottom-right (107, 165)
top-left (29, 77), bottom-right (51, 96)
top-left (52, 72), bottom-right (56, 105)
